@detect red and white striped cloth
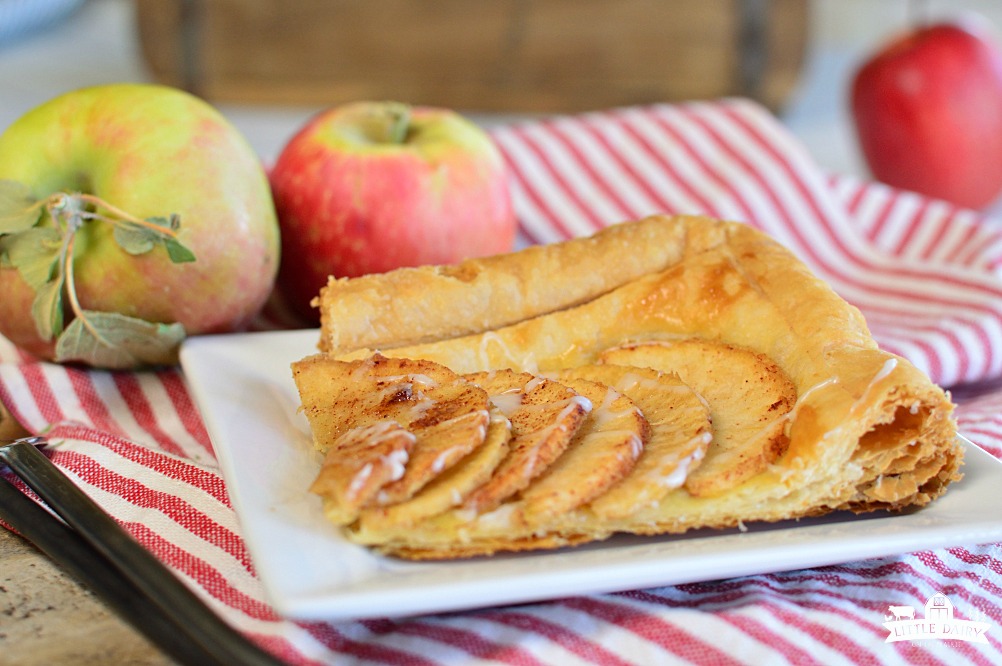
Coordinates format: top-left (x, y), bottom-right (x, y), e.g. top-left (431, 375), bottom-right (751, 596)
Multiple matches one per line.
top-left (2, 98), bottom-right (1002, 664)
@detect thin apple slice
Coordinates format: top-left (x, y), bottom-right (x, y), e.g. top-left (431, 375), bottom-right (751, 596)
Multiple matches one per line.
top-left (563, 364), bottom-right (713, 518)
top-left (517, 375), bottom-right (649, 524)
top-left (292, 353), bottom-right (491, 505)
top-left (376, 405), bottom-right (492, 505)
top-left (461, 369), bottom-right (591, 514)
top-left (309, 421), bottom-right (415, 525)
top-left (599, 339), bottom-right (796, 497)
top-left (351, 408), bottom-right (512, 535)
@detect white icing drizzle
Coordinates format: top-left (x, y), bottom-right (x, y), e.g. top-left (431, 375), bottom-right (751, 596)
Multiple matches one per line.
top-left (517, 395), bottom-right (593, 480)
top-left (431, 451), bottom-right (450, 474)
top-left (478, 331), bottom-right (540, 374)
top-left (346, 463), bottom-right (374, 499)
top-left (652, 431), bottom-right (712, 487)
top-left (376, 373), bottom-right (440, 388)
top-left (872, 357), bottom-right (899, 385)
top-left (489, 389), bottom-right (524, 417)
top-left (660, 450), bottom-right (699, 489)
top-left (628, 433), bottom-right (644, 459)
top-left (611, 371), bottom-right (690, 395)
top-left (474, 502), bottom-right (518, 530)
top-left (417, 411), bottom-right (490, 475)
top-left (354, 420), bottom-right (416, 448)
top-left (523, 375), bottom-right (547, 393)
top-left (383, 448), bottom-right (409, 481)
top-left (792, 376), bottom-right (839, 413)
top-left (823, 357), bottom-right (899, 441)
top-left (342, 422), bottom-right (413, 500)
top-left (564, 394), bottom-right (595, 414)
top-left (589, 387), bottom-right (643, 430)
top-left (512, 394), bottom-right (594, 416)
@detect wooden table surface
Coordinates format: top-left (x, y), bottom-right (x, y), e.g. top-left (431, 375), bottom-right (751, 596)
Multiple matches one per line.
top-left (1, 400), bottom-right (173, 663)
top-left (0, 528), bottom-right (174, 665)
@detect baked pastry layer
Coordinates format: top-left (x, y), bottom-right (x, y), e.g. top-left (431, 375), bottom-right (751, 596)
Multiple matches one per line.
top-left (297, 214), bottom-right (962, 559)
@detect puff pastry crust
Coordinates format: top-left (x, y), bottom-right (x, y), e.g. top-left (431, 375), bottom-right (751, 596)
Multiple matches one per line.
top-left (297, 214), bottom-right (962, 559)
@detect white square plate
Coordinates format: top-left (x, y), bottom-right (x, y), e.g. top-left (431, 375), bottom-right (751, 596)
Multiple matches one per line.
top-left (180, 329), bottom-right (1002, 622)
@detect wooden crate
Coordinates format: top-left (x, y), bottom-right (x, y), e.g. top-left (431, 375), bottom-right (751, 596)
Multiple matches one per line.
top-left (135, 0), bottom-right (808, 113)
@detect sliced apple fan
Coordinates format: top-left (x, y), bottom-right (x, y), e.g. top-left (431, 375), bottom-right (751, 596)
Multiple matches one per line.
top-left (292, 214), bottom-right (962, 559)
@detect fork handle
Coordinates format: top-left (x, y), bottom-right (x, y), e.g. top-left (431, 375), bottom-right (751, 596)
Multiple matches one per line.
top-left (0, 475), bottom-right (232, 666)
top-left (0, 439), bottom-right (286, 666)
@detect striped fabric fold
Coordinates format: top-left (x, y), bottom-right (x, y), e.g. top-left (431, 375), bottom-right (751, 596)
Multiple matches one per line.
top-left (2, 98), bottom-right (1001, 664)
top-left (495, 99), bottom-right (1002, 388)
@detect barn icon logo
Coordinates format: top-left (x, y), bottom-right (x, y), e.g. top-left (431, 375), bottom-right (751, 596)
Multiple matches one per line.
top-left (883, 593), bottom-right (991, 643)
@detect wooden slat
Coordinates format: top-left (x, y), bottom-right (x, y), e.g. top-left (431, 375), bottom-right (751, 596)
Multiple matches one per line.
top-left (136, 0), bottom-right (807, 112)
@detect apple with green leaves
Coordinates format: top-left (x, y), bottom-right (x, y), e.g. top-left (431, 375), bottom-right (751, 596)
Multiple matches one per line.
top-left (269, 101), bottom-right (517, 323)
top-left (0, 83), bottom-right (280, 368)
top-left (851, 19), bottom-right (1002, 209)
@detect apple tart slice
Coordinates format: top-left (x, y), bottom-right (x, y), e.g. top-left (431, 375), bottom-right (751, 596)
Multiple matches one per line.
top-left (293, 353), bottom-right (494, 522)
top-left (297, 214), bottom-right (962, 559)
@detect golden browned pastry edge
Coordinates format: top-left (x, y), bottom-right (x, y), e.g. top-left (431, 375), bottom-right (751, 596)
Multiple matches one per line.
top-left (307, 214), bottom-right (962, 559)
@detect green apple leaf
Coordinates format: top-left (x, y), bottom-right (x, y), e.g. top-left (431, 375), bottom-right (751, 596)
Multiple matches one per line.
top-left (111, 216), bottom-right (196, 264)
top-left (31, 275), bottom-right (65, 341)
top-left (163, 237), bottom-right (196, 263)
top-left (113, 223), bottom-right (158, 255)
top-left (0, 226), bottom-right (65, 341)
top-left (148, 215), bottom-right (196, 264)
top-left (53, 310), bottom-right (186, 369)
top-left (0, 180), bottom-right (42, 235)
top-left (1, 227), bottom-right (62, 290)
top-left (2, 189), bottom-right (196, 368)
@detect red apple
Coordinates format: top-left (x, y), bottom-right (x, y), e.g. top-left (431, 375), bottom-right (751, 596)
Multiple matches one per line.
top-left (269, 101), bottom-right (517, 323)
top-left (0, 84), bottom-right (280, 367)
top-left (851, 19), bottom-right (1002, 209)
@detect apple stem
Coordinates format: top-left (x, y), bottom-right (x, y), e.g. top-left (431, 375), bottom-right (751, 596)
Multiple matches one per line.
top-left (60, 235), bottom-right (84, 330)
top-left (45, 191), bottom-right (181, 240)
top-left (76, 193), bottom-right (180, 239)
top-left (61, 232), bottom-right (113, 348)
top-left (61, 232), bottom-right (80, 319)
top-left (45, 193), bottom-right (72, 233)
top-left (384, 104), bottom-right (412, 144)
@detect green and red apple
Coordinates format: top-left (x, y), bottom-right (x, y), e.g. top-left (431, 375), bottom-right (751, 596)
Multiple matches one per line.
top-left (0, 83), bottom-right (280, 367)
top-left (851, 19), bottom-right (1002, 209)
top-left (269, 101), bottom-right (517, 323)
